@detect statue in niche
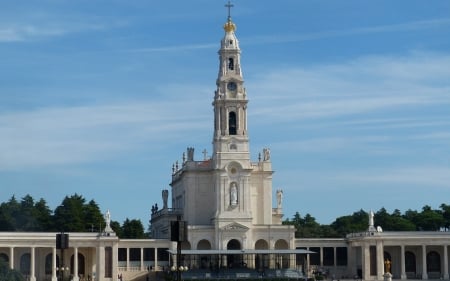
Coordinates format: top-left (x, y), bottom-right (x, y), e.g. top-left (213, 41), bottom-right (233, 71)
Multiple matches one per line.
top-left (384, 259), bottom-right (391, 273)
top-left (263, 148), bottom-right (271, 161)
top-left (276, 189), bottom-right (283, 209)
top-left (162, 189), bottom-right (169, 209)
top-left (230, 183), bottom-right (238, 206)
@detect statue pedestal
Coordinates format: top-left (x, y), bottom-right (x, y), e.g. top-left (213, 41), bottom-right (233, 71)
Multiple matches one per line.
top-left (384, 273), bottom-right (392, 281)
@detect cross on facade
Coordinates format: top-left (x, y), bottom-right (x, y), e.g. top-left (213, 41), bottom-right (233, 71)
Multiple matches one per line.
top-left (225, 1), bottom-right (234, 20)
top-left (202, 149), bottom-right (208, 160)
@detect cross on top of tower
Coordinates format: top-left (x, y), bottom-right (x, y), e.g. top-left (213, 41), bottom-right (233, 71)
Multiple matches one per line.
top-left (225, 1), bottom-right (234, 20)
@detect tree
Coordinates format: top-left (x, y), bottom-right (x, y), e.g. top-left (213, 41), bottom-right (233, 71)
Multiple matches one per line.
top-left (0, 259), bottom-right (24, 281)
top-left (284, 212), bottom-right (323, 238)
top-left (439, 204), bottom-right (450, 229)
top-left (53, 194), bottom-right (87, 232)
top-left (415, 205), bottom-right (444, 231)
top-left (83, 200), bottom-right (105, 232)
top-left (110, 221), bottom-right (123, 237)
top-left (121, 219), bottom-right (145, 239)
top-left (33, 198), bottom-right (53, 231)
top-left (331, 209), bottom-right (368, 236)
top-left (0, 196), bottom-right (20, 231)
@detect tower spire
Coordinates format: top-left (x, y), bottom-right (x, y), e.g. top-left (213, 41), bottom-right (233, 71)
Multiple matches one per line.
top-left (213, 1), bottom-right (249, 167)
top-left (225, 1), bottom-right (234, 21)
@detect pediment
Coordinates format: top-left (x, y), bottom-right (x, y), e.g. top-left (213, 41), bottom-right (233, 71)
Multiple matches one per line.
top-left (221, 222), bottom-right (249, 232)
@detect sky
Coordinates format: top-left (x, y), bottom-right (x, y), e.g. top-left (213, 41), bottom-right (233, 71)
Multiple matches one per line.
top-left (1, 0), bottom-right (450, 229)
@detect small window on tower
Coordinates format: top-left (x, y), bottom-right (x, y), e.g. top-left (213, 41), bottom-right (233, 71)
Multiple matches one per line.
top-left (228, 58), bottom-right (234, 70)
top-left (229, 40), bottom-right (233, 45)
top-left (229, 112), bottom-right (237, 135)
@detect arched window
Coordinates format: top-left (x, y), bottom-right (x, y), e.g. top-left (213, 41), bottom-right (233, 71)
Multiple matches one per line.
top-left (70, 253), bottom-right (86, 276)
top-left (228, 112), bottom-right (237, 135)
top-left (405, 251), bottom-right (416, 273)
top-left (20, 253), bottom-right (30, 275)
top-left (227, 239), bottom-right (242, 268)
top-left (45, 253), bottom-right (52, 275)
top-left (427, 251), bottom-right (441, 273)
top-left (0, 253), bottom-right (8, 263)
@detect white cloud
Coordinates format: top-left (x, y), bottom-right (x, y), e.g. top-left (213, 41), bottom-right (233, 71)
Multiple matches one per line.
top-left (0, 99), bottom-right (210, 170)
top-left (248, 52), bottom-right (450, 121)
top-left (336, 166), bottom-right (450, 188)
top-left (245, 18), bottom-right (450, 45)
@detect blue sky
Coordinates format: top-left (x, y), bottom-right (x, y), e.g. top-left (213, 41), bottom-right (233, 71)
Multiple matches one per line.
top-left (1, 1), bottom-right (450, 229)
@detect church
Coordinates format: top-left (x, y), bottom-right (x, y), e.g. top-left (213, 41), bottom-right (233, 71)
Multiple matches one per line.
top-left (1, 4), bottom-right (450, 281)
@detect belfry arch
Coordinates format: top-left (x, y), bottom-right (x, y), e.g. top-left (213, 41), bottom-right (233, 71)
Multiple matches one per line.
top-left (228, 111), bottom-right (237, 135)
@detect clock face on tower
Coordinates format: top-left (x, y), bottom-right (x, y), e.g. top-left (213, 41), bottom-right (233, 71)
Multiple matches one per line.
top-left (227, 82), bottom-right (237, 91)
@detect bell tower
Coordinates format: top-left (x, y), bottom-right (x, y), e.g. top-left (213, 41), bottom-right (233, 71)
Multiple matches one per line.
top-left (212, 2), bottom-right (250, 170)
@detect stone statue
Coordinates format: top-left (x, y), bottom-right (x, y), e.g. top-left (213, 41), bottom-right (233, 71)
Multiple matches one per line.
top-left (105, 209), bottom-right (111, 228)
top-left (230, 183), bottom-right (238, 206)
top-left (263, 148), bottom-right (271, 161)
top-left (162, 189), bottom-right (169, 209)
top-left (368, 210), bottom-right (377, 232)
top-left (369, 210), bottom-right (374, 227)
top-left (104, 209), bottom-right (113, 233)
top-left (187, 147), bottom-right (194, 161)
top-left (276, 189), bottom-right (283, 209)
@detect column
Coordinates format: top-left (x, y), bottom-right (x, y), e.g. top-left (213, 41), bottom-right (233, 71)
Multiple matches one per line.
top-left (141, 248), bottom-right (145, 271)
top-left (9, 247), bottom-right (14, 269)
top-left (52, 247), bottom-right (58, 281)
top-left (443, 245), bottom-right (449, 279)
top-left (126, 247), bottom-right (130, 271)
top-left (400, 245), bottom-right (406, 280)
top-left (306, 247), bottom-right (310, 277)
top-left (376, 241), bottom-right (384, 280)
top-left (30, 247), bottom-right (36, 281)
top-left (96, 246), bottom-right (105, 281)
top-left (362, 244), bottom-right (370, 281)
top-left (113, 243), bottom-right (119, 280)
top-left (333, 247), bottom-right (337, 272)
top-left (154, 248), bottom-right (158, 271)
top-left (73, 247), bottom-right (79, 281)
top-left (422, 245), bottom-right (428, 279)
top-left (320, 247), bottom-right (323, 267)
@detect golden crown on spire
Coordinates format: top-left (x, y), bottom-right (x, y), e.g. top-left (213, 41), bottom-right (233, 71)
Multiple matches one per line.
top-left (223, 19), bottom-right (236, 32)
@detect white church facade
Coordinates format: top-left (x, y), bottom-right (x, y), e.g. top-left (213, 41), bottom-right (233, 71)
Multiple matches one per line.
top-left (1, 6), bottom-right (450, 281)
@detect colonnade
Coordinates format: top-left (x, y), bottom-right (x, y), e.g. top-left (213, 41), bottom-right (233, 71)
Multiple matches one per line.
top-left (359, 242), bottom-right (450, 280)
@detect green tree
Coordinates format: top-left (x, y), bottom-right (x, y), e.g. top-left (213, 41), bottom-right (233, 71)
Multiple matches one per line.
top-left (331, 209), bottom-right (368, 236)
top-left (415, 205), bottom-right (444, 231)
top-left (0, 196), bottom-right (20, 231)
top-left (83, 200), bottom-right (105, 232)
top-left (284, 212), bottom-right (322, 238)
top-left (439, 204), bottom-right (450, 229)
top-left (110, 221), bottom-right (123, 237)
top-left (121, 218), bottom-right (145, 238)
top-left (53, 194), bottom-right (87, 232)
top-left (0, 259), bottom-right (24, 281)
top-left (34, 198), bottom-right (53, 231)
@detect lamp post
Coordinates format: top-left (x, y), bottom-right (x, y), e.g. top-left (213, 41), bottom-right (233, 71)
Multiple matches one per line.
top-left (170, 216), bottom-right (187, 281)
top-left (57, 266), bottom-right (69, 281)
top-left (56, 232), bottom-right (69, 281)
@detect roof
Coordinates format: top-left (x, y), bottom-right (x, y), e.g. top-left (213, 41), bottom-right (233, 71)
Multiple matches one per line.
top-left (167, 249), bottom-right (316, 255)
